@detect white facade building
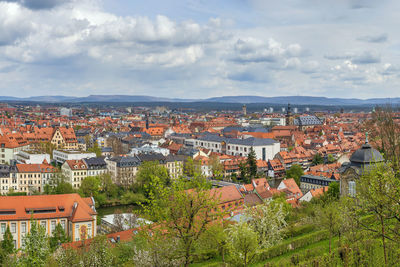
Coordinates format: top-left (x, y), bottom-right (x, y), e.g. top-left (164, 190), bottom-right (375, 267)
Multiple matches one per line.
top-left (15, 150), bottom-right (50, 164)
top-left (185, 135), bottom-right (280, 161)
top-left (53, 150), bottom-right (96, 164)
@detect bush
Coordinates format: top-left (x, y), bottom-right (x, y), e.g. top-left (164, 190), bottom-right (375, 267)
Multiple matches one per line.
top-left (283, 224), bottom-right (315, 239)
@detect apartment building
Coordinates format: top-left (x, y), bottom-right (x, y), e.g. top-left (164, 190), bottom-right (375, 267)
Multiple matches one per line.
top-left (0, 194), bottom-right (97, 249)
top-left (0, 165), bottom-right (17, 195)
top-left (62, 160), bottom-right (88, 189)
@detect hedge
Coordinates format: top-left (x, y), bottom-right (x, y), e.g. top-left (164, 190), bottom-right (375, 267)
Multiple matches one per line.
top-left (256, 230), bottom-right (329, 261)
top-left (283, 224), bottom-right (315, 239)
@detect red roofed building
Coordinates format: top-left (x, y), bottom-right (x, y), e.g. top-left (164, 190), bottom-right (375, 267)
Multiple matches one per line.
top-left (0, 194), bottom-right (97, 249)
top-left (51, 127), bottom-right (78, 150)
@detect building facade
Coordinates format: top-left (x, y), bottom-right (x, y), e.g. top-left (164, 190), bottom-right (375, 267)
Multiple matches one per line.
top-left (0, 194), bottom-right (97, 249)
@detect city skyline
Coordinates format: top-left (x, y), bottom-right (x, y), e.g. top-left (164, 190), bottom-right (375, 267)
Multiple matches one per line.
top-left (1, 0), bottom-right (400, 98)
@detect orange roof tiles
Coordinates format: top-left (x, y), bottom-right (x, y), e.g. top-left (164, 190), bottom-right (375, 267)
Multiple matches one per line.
top-left (0, 194), bottom-right (96, 222)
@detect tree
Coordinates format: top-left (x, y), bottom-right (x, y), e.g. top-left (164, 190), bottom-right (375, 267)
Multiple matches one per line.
top-left (112, 209), bottom-right (125, 233)
top-left (47, 173), bottom-right (74, 194)
top-left (245, 200), bottom-right (288, 248)
top-left (285, 164), bottom-right (304, 186)
top-left (88, 142), bottom-right (102, 157)
top-left (327, 181), bottom-right (340, 200)
top-left (327, 154), bottom-right (336, 163)
top-left (315, 202), bottom-right (341, 254)
top-left (365, 105), bottom-right (400, 171)
top-left (98, 173), bottom-right (118, 198)
top-left (225, 221), bottom-right (259, 267)
top-left (312, 153), bottom-right (324, 165)
top-left (142, 176), bottom-right (221, 267)
top-left (49, 223), bottom-right (70, 251)
top-left (82, 235), bottom-right (114, 267)
top-left (136, 161), bottom-right (170, 194)
top-left (209, 154), bottom-right (223, 179)
top-left (196, 224), bottom-right (227, 263)
top-left (21, 219), bottom-right (50, 266)
top-left (183, 157), bottom-right (201, 177)
top-left (247, 147), bottom-right (257, 178)
top-left (79, 176), bottom-right (100, 197)
top-left (354, 162), bottom-right (400, 265)
top-left (1, 225), bottom-right (14, 254)
top-left (239, 161), bottom-right (249, 184)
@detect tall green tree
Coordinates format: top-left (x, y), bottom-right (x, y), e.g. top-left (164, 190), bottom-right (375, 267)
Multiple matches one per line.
top-left (239, 161), bottom-right (249, 184)
top-left (1, 225), bottom-right (14, 254)
top-left (247, 147), bottom-right (257, 178)
top-left (49, 223), bottom-right (70, 251)
top-left (312, 153), bottom-right (324, 165)
top-left (314, 202), bottom-right (341, 254)
top-left (136, 161), bottom-right (170, 194)
top-left (79, 176), bottom-right (100, 197)
top-left (209, 154), bottom-right (224, 179)
top-left (142, 176), bottom-right (221, 267)
top-left (285, 164), bottom-right (304, 186)
top-left (21, 219), bottom-right (50, 267)
top-left (354, 162), bottom-right (400, 265)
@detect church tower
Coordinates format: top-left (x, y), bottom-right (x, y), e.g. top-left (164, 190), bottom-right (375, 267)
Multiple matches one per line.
top-left (285, 103), bottom-right (294, 126)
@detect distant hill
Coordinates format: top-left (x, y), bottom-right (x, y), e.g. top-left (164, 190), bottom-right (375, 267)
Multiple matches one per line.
top-left (0, 94), bottom-right (399, 105)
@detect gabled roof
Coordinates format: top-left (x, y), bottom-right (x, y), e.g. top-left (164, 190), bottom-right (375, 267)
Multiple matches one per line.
top-left (0, 194), bottom-right (96, 222)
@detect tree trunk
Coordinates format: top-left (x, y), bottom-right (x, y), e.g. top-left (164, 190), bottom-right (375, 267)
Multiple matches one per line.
top-left (380, 216), bottom-right (387, 265)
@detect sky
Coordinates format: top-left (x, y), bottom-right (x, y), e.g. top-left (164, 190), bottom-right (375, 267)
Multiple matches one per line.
top-left (0, 0), bottom-right (400, 99)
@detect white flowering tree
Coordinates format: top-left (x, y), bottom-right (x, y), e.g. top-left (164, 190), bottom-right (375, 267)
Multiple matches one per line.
top-left (225, 221), bottom-right (259, 267)
top-left (245, 200), bottom-right (288, 248)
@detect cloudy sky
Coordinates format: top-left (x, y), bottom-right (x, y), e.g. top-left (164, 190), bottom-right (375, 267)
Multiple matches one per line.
top-left (0, 0), bottom-right (399, 99)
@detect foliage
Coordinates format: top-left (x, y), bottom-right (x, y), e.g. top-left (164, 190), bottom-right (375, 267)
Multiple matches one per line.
top-left (49, 223), bottom-right (70, 251)
top-left (209, 154), bottom-right (223, 179)
top-left (184, 157), bottom-right (202, 177)
top-left (239, 161), bottom-right (249, 184)
top-left (256, 230), bottom-right (329, 261)
top-left (82, 235), bottom-right (115, 267)
top-left (354, 162), bottom-right (400, 264)
top-left (20, 219), bottom-right (51, 267)
top-left (1, 225), bottom-right (14, 254)
top-left (136, 161), bottom-right (170, 194)
top-left (285, 164), bottom-right (304, 186)
top-left (79, 176), bottom-right (100, 197)
top-left (327, 154), bottom-right (336, 163)
top-left (326, 182), bottom-right (340, 200)
top-left (121, 191), bottom-right (146, 205)
top-left (225, 221), bottom-right (259, 266)
top-left (247, 147), bottom-right (257, 178)
top-left (312, 153), bottom-right (324, 165)
top-left (245, 200), bottom-right (288, 248)
top-left (88, 142), bottom-right (102, 157)
top-left (47, 174), bottom-right (75, 194)
top-left (142, 176), bottom-right (221, 266)
top-left (314, 201), bottom-right (341, 254)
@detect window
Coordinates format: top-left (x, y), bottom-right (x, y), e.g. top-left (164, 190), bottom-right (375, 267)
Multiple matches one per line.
top-left (1, 223), bottom-right (5, 234)
top-left (348, 181), bottom-right (356, 197)
top-left (41, 221), bottom-right (47, 232)
top-left (51, 221), bottom-right (56, 233)
top-left (61, 220), bottom-right (65, 230)
top-left (262, 148), bottom-right (266, 161)
top-left (21, 222), bottom-right (26, 234)
top-left (11, 223), bottom-right (16, 233)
